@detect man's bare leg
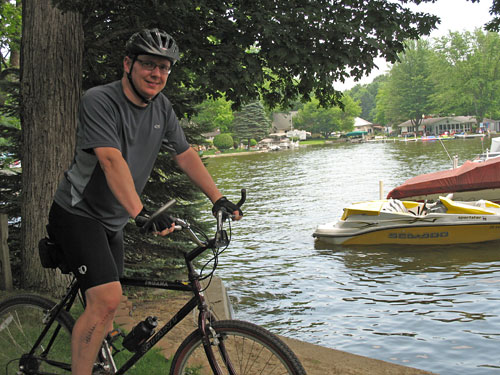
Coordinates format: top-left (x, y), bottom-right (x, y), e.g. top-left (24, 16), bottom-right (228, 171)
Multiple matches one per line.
top-left (71, 282), bottom-right (122, 375)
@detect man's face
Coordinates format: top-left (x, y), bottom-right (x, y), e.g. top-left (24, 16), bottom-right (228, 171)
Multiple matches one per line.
top-left (125, 54), bottom-right (172, 100)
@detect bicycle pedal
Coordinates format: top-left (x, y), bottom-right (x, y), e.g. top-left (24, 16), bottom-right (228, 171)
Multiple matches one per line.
top-left (106, 328), bottom-right (124, 344)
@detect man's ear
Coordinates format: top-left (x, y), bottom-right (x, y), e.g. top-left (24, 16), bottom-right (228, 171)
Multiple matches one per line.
top-left (123, 56), bottom-right (132, 74)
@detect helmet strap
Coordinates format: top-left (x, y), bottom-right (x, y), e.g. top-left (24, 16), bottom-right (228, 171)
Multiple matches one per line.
top-left (127, 56), bottom-right (160, 104)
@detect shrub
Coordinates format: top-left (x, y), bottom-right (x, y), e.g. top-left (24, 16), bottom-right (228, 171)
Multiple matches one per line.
top-left (213, 133), bottom-right (234, 150)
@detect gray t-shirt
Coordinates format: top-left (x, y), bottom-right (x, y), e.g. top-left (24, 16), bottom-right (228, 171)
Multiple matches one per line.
top-left (54, 80), bottom-right (190, 231)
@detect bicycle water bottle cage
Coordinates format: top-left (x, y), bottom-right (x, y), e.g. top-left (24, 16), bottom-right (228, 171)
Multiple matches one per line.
top-left (215, 230), bottom-right (229, 247)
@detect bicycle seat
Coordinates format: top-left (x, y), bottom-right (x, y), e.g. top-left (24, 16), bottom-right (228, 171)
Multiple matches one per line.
top-left (38, 237), bottom-right (71, 274)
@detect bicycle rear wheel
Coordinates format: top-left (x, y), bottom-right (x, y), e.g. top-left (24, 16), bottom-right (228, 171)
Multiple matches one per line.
top-left (0, 294), bottom-right (75, 374)
top-left (169, 319), bottom-right (306, 375)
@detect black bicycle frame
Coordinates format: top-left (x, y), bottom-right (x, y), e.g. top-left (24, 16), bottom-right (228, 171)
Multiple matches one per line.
top-left (30, 241), bottom-right (226, 375)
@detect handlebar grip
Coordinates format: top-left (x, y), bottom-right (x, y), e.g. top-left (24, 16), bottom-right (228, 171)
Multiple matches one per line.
top-left (236, 189), bottom-right (246, 208)
top-left (139, 200), bottom-right (176, 234)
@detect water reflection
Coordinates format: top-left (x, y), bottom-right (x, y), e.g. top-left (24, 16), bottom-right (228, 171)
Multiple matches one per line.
top-left (314, 241), bottom-right (500, 273)
top-left (205, 138), bottom-right (500, 375)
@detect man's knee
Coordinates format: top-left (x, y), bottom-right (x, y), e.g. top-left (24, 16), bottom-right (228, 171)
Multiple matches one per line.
top-left (85, 282), bottom-right (122, 315)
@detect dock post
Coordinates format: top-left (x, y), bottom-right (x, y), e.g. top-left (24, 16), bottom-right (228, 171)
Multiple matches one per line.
top-left (379, 180), bottom-right (384, 200)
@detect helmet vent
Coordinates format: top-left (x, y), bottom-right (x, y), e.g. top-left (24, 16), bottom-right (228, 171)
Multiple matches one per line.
top-left (126, 28), bottom-right (180, 64)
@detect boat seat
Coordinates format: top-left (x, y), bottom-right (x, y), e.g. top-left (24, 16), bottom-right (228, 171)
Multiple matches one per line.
top-left (474, 199), bottom-right (500, 209)
top-left (381, 199), bottom-right (408, 213)
top-left (439, 196), bottom-right (494, 215)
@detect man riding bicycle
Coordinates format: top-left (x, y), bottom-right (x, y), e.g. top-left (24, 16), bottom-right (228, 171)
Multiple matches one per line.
top-left (47, 28), bottom-right (242, 375)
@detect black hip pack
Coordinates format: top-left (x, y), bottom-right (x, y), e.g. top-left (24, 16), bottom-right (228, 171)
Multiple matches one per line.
top-left (38, 236), bottom-right (70, 274)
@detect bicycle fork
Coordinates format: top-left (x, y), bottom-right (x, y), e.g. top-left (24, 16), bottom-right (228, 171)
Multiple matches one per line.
top-left (197, 296), bottom-right (238, 375)
top-left (201, 323), bottom-right (237, 375)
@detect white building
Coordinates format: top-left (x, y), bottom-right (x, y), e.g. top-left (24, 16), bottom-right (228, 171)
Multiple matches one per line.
top-left (354, 117), bottom-right (374, 134)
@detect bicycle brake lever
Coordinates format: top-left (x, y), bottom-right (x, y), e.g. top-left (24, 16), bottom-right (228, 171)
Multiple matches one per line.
top-left (215, 210), bottom-right (230, 247)
top-left (215, 230), bottom-right (229, 247)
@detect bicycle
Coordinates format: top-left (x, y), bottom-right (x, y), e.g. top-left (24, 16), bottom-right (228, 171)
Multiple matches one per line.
top-left (0, 189), bottom-right (307, 375)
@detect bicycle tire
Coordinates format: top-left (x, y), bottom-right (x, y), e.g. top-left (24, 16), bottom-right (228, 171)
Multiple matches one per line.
top-left (169, 319), bottom-right (306, 375)
top-left (0, 294), bottom-right (75, 374)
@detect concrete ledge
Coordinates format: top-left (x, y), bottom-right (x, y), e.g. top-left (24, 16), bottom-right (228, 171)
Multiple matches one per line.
top-left (201, 277), bottom-right (234, 320)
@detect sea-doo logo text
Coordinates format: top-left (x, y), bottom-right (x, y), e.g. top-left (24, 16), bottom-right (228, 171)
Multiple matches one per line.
top-left (388, 232), bottom-right (449, 239)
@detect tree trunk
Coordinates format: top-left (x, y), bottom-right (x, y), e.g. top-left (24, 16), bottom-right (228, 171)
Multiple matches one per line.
top-left (20, 0), bottom-right (83, 294)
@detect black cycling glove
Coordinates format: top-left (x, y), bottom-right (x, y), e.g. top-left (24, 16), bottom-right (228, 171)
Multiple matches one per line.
top-left (212, 197), bottom-right (243, 217)
top-left (135, 208), bottom-right (175, 233)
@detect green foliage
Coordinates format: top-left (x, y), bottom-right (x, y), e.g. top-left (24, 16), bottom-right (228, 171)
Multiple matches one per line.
top-left (0, 115), bottom-right (21, 217)
top-left (346, 74), bottom-right (388, 123)
top-left (51, 0), bottom-right (442, 111)
top-left (293, 96), bottom-right (361, 139)
top-left (373, 30), bottom-right (500, 129)
top-left (377, 39), bottom-right (435, 128)
top-left (0, 0), bottom-right (21, 67)
top-left (233, 101), bottom-right (271, 144)
top-left (192, 97), bottom-right (234, 133)
top-left (484, 0), bottom-right (500, 32)
top-left (213, 133), bottom-right (234, 150)
top-left (430, 30), bottom-right (500, 123)
top-left (0, 0), bottom-right (21, 117)
top-left (240, 138), bottom-right (257, 146)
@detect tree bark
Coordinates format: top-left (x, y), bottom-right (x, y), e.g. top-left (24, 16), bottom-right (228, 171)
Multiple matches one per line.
top-left (20, 0), bottom-right (83, 293)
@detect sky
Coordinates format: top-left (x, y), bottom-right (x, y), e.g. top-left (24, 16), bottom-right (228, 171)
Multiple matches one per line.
top-left (337, 0), bottom-right (495, 90)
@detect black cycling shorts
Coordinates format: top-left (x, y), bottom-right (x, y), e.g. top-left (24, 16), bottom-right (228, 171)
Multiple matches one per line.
top-left (48, 202), bottom-right (124, 293)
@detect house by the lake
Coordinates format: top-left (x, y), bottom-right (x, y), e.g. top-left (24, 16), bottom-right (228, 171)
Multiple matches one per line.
top-left (397, 116), bottom-right (500, 135)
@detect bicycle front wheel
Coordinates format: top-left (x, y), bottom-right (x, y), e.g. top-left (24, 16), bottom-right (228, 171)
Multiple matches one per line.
top-left (0, 294), bottom-right (75, 374)
top-left (170, 320), bottom-right (306, 375)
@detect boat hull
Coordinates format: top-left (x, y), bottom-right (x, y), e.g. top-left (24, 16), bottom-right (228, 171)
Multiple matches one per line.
top-left (314, 222), bottom-right (500, 245)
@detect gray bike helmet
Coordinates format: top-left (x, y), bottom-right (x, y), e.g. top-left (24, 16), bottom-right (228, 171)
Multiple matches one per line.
top-left (126, 28), bottom-right (180, 65)
top-left (125, 28), bottom-right (179, 104)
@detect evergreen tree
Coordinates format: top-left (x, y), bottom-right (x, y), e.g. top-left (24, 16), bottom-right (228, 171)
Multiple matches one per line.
top-left (233, 101), bottom-right (271, 146)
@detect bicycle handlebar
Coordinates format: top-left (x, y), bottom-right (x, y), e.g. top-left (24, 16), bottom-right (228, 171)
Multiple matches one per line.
top-left (140, 189), bottom-right (246, 248)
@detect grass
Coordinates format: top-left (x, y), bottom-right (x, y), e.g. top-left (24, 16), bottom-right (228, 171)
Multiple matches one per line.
top-left (300, 139), bottom-right (327, 145)
top-left (113, 347), bottom-right (172, 374)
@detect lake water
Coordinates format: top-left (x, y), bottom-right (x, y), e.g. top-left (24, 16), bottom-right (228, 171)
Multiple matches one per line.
top-left (203, 137), bottom-right (500, 375)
